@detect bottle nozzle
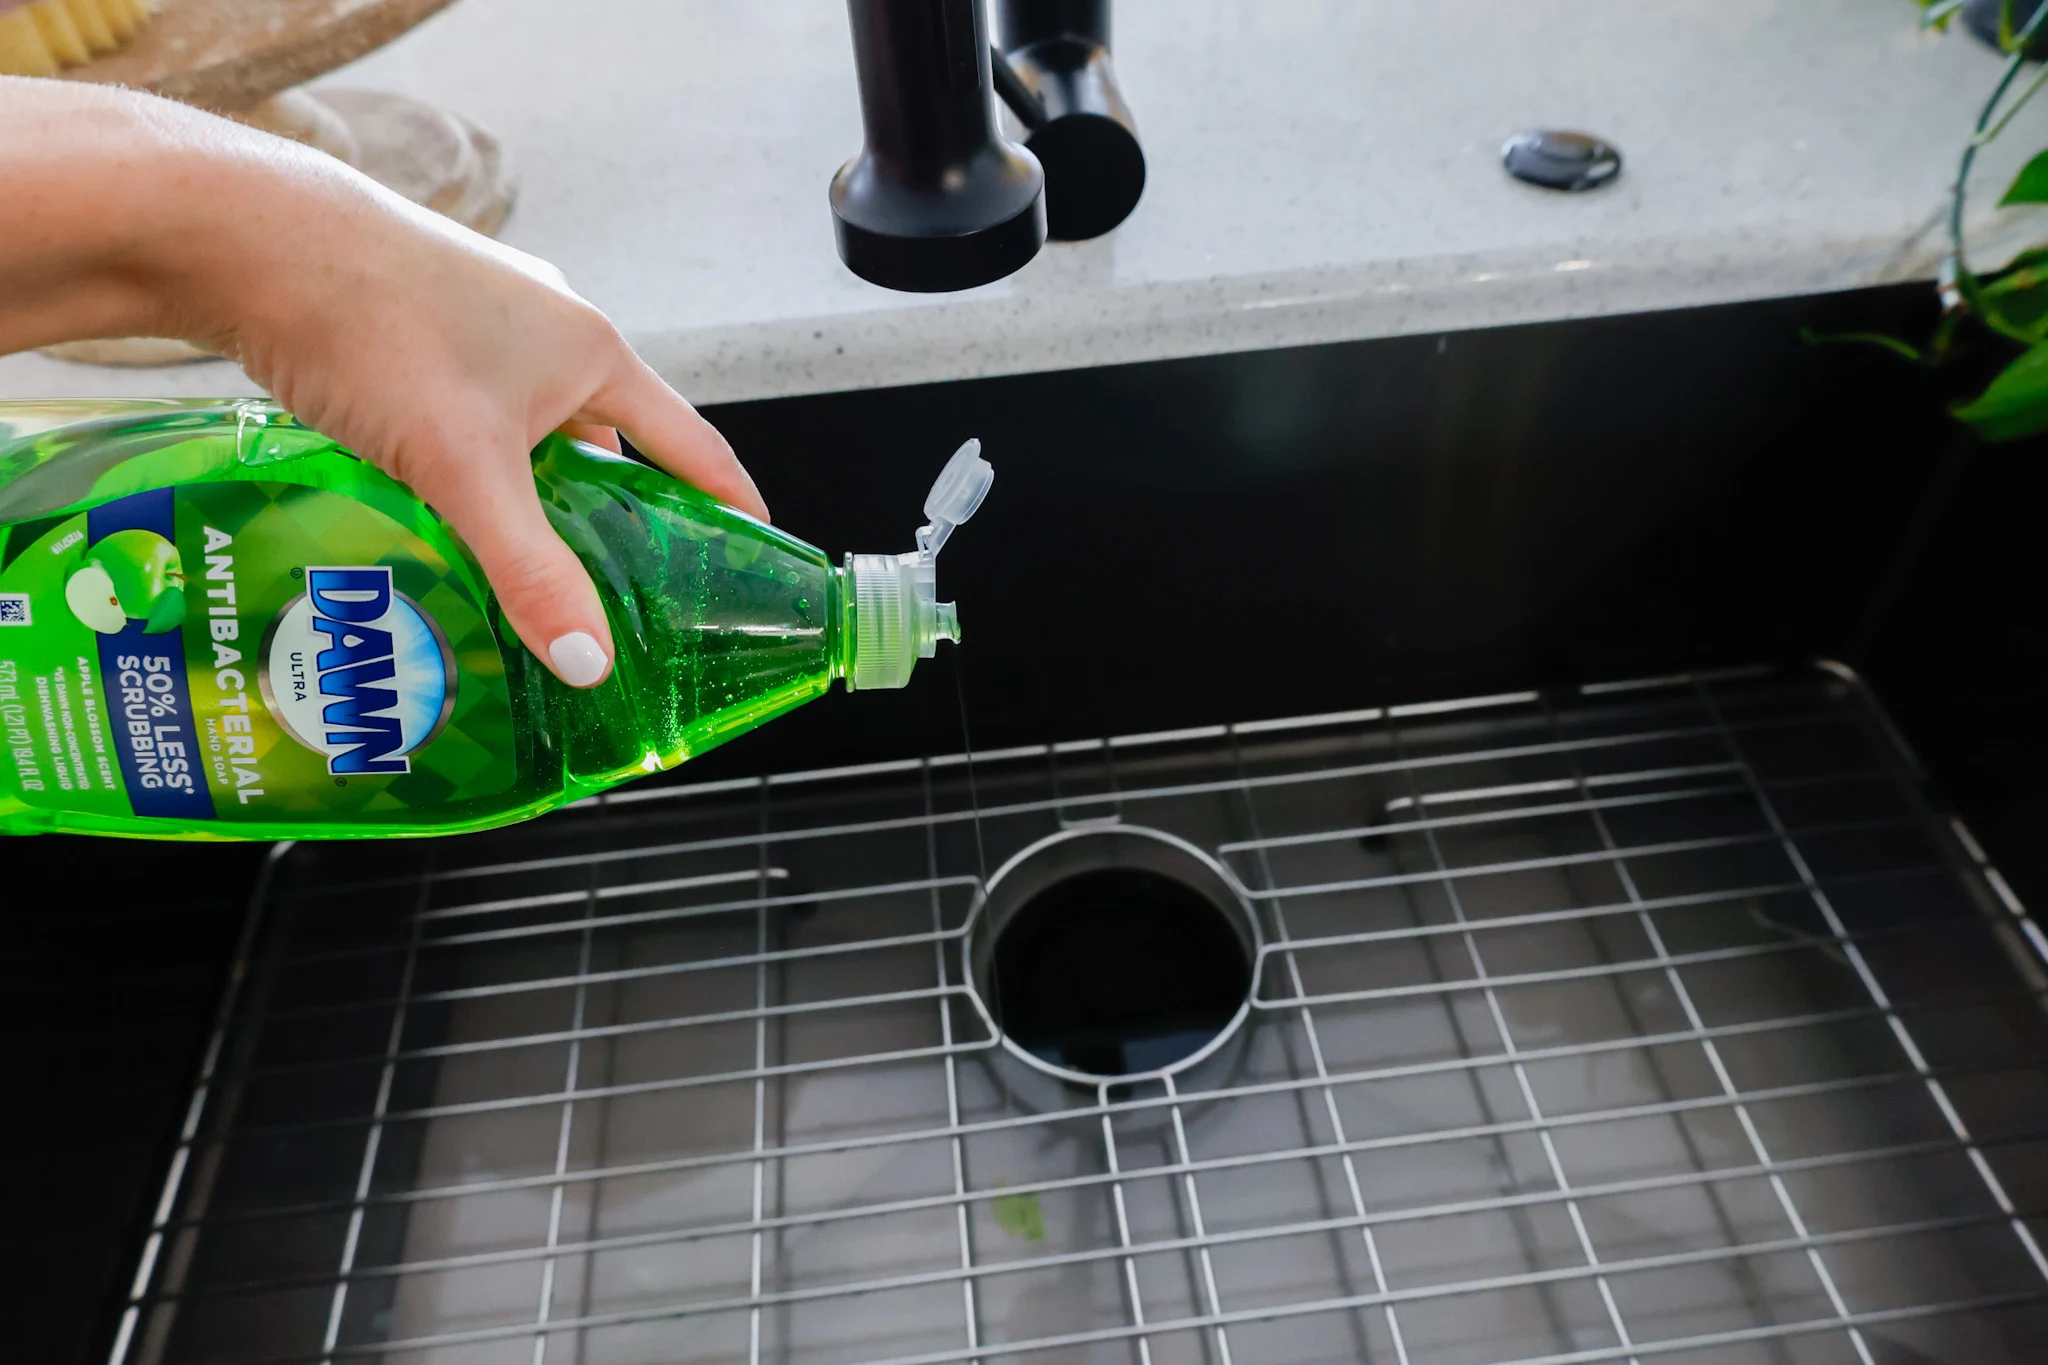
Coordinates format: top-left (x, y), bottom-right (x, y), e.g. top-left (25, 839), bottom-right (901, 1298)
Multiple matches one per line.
top-left (845, 440), bottom-right (990, 690)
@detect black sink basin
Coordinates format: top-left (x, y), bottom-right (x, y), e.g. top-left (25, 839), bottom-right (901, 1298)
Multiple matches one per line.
top-left (15, 282), bottom-right (2048, 1364)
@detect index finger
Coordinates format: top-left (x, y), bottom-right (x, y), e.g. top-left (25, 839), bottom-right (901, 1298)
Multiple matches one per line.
top-left (576, 353), bottom-right (768, 522)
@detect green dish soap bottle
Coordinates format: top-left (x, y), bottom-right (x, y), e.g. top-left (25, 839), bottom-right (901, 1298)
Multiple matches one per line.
top-left (0, 401), bottom-right (991, 841)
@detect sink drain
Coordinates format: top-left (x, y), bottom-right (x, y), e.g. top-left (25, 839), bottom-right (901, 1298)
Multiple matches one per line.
top-left (966, 825), bottom-right (1260, 1083)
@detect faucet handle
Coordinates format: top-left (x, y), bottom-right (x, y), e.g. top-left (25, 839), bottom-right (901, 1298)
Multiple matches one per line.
top-left (993, 0), bottom-right (1146, 241)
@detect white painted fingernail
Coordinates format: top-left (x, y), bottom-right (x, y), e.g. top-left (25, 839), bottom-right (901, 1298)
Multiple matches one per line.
top-left (548, 631), bottom-right (610, 687)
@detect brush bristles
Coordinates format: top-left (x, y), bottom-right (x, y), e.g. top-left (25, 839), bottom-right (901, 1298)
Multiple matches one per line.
top-left (0, 0), bottom-right (155, 76)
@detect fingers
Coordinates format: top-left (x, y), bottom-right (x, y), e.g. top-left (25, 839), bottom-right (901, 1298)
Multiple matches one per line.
top-left (558, 419), bottom-right (621, 453)
top-left (409, 433), bottom-right (615, 688)
top-left (580, 352), bottom-right (770, 522)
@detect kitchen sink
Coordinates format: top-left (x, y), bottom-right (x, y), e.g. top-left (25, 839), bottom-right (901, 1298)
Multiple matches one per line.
top-left (18, 284), bottom-right (2048, 1364)
top-left (108, 667), bottom-right (2048, 1365)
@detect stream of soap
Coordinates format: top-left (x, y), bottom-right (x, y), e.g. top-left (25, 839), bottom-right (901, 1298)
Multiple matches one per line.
top-left (953, 655), bottom-right (999, 1031)
top-left (952, 655), bottom-right (991, 887)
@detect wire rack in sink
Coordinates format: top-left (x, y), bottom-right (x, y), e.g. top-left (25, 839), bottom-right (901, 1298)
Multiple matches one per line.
top-left (116, 665), bottom-right (2048, 1365)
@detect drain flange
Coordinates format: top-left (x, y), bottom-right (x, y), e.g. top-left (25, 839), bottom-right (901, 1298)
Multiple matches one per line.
top-left (965, 825), bottom-right (1260, 1084)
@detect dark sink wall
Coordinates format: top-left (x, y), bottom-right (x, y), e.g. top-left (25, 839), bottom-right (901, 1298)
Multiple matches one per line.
top-left (698, 285), bottom-right (1963, 764)
top-left (1857, 421), bottom-right (2048, 917)
top-left (20, 281), bottom-right (2048, 1364)
top-left (5, 838), bottom-right (269, 1365)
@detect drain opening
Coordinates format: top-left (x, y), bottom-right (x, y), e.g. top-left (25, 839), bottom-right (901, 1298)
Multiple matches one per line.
top-left (969, 826), bottom-right (1258, 1083)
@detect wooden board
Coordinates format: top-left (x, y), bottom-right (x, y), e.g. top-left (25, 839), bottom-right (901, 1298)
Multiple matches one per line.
top-left (60, 0), bottom-right (460, 112)
top-left (38, 88), bottom-right (516, 366)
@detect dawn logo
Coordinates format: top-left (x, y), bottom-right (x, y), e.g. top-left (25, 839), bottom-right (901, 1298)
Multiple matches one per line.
top-left (260, 567), bottom-right (455, 775)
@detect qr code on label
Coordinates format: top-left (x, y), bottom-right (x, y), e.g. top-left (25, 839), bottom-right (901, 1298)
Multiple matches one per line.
top-left (0, 594), bottom-right (30, 626)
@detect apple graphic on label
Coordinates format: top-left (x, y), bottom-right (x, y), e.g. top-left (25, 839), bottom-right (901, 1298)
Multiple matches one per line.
top-left (63, 529), bottom-right (187, 635)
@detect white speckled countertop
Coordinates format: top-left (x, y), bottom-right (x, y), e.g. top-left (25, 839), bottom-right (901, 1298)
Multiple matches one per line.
top-left (4, 0), bottom-right (2046, 405)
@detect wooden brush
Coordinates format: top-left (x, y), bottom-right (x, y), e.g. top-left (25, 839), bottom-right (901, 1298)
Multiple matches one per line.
top-left (0, 0), bottom-right (157, 77)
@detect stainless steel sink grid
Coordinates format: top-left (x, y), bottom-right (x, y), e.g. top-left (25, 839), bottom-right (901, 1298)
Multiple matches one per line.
top-left (114, 664), bottom-right (2048, 1365)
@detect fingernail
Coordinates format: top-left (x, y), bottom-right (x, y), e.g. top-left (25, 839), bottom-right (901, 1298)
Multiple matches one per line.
top-left (548, 631), bottom-right (610, 687)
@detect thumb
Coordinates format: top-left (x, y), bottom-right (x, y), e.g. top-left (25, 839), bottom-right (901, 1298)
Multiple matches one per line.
top-left (410, 438), bottom-right (615, 688)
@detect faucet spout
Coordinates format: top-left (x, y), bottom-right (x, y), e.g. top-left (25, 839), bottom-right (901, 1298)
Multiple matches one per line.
top-left (831, 0), bottom-right (1047, 293)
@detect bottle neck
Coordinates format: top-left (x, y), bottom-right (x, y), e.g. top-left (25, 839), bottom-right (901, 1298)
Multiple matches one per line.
top-left (829, 563), bottom-right (857, 683)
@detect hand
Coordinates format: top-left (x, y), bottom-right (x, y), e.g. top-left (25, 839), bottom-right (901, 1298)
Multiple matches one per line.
top-left (0, 78), bottom-right (768, 688)
top-left (200, 158), bottom-right (770, 690)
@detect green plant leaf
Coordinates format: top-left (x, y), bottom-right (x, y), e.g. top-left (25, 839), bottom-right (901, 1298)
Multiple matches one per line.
top-left (991, 1189), bottom-right (1046, 1242)
top-left (1990, 279), bottom-right (2048, 335)
top-left (2000, 149), bottom-right (2048, 205)
top-left (1975, 246), bottom-right (2048, 335)
top-left (1953, 342), bottom-right (2048, 439)
top-left (1922, 0), bottom-right (1964, 30)
top-left (1797, 327), bottom-right (1924, 362)
top-left (1998, 243), bottom-right (2048, 275)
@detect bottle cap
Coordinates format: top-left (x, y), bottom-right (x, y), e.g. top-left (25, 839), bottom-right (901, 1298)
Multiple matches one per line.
top-left (847, 439), bottom-right (991, 690)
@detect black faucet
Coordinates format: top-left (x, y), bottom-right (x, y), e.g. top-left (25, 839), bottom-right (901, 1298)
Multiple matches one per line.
top-left (991, 0), bottom-right (1145, 243)
top-left (831, 0), bottom-right (1146, 293)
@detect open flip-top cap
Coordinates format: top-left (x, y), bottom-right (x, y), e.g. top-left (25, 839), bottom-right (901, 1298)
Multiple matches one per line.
top-left (847, 440), bottom-right (992, 691)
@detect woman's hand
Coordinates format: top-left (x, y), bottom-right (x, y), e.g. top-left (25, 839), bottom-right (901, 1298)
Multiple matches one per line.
top-left (0, 77), bottom-right (767, 687)
top-left (208, 176), bottom-right (770, 688)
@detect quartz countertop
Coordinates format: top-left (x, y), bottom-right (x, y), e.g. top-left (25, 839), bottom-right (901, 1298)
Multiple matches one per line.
top-left (5, 0), bottom-right (2045, 405)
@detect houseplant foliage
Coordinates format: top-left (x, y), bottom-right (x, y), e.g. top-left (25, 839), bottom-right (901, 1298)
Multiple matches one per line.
top-left (1846, 2), bottom-right (2048, 439)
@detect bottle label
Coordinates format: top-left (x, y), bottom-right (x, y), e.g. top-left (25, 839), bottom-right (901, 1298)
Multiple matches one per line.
top-left (0, 482), bottom-right (515, 824)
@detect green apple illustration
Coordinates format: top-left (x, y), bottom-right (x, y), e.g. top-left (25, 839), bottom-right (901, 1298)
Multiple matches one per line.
top-left (63, 529), bottom-right (186, 635)
top-left (64, 563), bottom-right (126, 634)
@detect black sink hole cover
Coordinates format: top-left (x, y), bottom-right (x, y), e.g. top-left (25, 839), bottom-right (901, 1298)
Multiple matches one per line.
top-left (988, 866), bottom-right (1253, 1079)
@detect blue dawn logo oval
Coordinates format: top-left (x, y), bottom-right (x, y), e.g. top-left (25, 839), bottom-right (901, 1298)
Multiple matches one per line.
top-left (262, 566), bottom-right (455, 775)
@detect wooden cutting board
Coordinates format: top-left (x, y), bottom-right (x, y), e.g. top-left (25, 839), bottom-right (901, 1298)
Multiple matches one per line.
top-left (42, 0), bottom-right (515, 367)
top-left (60, 0), bottom-right (459, 111)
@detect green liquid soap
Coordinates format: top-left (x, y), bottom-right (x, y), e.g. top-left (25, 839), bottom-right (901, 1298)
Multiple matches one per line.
top-left (0, 401), bottom-right (990, 841)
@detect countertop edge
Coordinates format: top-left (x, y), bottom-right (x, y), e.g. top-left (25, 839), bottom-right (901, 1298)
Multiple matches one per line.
top-left (0, 219), bottom-right (1957, 408)
top-left (638, 222), bottom-right (1951, 408)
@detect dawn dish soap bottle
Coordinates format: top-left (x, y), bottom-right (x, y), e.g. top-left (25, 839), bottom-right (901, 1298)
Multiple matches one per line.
top-left (0, 401), bottom-right (991, 841)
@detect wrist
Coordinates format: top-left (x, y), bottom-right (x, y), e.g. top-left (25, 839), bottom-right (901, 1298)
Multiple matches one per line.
top-left (0, 82), bottom-right (344, 354)
top-left (134, 124), bottom-right (356, 350)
